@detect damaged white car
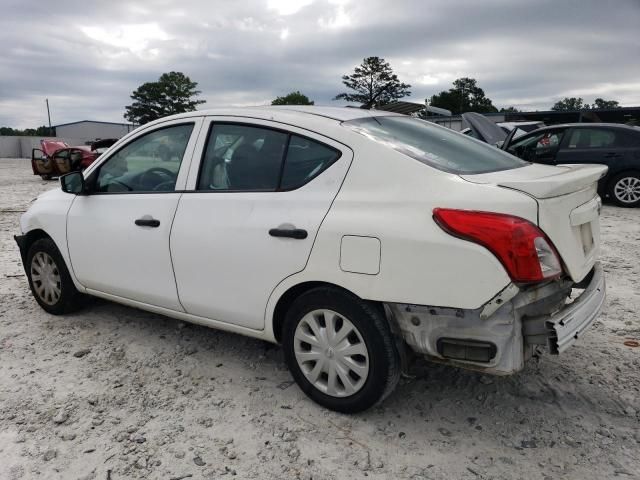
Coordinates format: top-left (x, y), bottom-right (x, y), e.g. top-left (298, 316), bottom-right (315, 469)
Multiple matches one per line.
top-left (15, 107), bottom-right (607, 413)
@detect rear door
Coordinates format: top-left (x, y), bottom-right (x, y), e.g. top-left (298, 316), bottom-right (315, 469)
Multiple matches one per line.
top-left (554, 126), bottom-right (638, 170)
top-left (170, 118), bottom-right (352, 330)
top-left (554, 127), bottom-right (614, 165)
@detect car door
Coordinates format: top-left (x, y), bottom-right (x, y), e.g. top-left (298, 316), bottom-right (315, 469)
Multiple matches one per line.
top-left (554, 127), bottom-right (631, 167)
top-left (170, 118), bottom-right (352, 330)
top-left (505, 128), bottom-right (567, 164)
top-left (66, 118), bottom-right (203, 310)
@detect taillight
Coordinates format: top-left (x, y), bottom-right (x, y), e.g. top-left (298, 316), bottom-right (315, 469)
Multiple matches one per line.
top-left (433, 208), bottom-right (562, 283)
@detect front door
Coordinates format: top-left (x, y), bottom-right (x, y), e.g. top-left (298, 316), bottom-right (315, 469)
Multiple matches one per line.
top-left (505, 128), bottom-right (567, 165)
top-left (66, 120), bottom-right (202, 310)
top-left (170, 119), bottom-right (352, 329)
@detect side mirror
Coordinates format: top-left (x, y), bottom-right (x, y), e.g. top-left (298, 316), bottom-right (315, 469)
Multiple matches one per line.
top-left (60, 171), bottom-right (85, 194)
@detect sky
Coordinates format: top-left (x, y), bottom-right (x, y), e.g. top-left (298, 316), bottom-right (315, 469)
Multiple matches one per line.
top-left (1, 0), bottom-right (639, 128)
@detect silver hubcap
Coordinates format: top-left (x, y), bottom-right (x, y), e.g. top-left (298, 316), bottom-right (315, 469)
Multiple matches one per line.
top-left (31, 252), bottom-right (61, 305)
top-left (614, 176), bottom-right (640, 203)
top-left (294, 309), bottom-right (369, 398)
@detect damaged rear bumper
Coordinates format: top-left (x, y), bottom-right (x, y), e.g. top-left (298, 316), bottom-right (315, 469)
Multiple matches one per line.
top-left (523, 262), bottom-right (605, 354)
top-left (386, 262), bottom-right (605, 375)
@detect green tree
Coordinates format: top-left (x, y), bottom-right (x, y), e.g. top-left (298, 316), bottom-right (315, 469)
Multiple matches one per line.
top-left (551, 97), bottom-right (586, 111)
top-left (271, 91), bottom-right (314, 105)
top-left (124, 71), bottom-right (205, 125)
top-left (428, 77), bottom-right (498, 115)
top-left (592, 98), bottom-right (620, 109)
top-left (334, 56), bottom-right (411, 109)
top-left (0, 125), bottom-right (53, 136)
top-left (500, 106), bottom-right (521, 113)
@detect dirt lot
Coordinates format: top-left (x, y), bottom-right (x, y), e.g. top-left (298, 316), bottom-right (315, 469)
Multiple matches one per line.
top-left (1, 157), bottom-right (639, 480)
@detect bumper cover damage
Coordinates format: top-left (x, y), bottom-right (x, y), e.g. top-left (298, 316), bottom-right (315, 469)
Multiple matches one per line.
top-left (387, 262), bottom-right (606, 375)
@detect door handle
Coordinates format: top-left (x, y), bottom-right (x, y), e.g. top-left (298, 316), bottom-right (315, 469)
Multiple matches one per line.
top-left (135, 218), bottom-right (160, 228)
top-left (269, 228), bottom-right (308, 239)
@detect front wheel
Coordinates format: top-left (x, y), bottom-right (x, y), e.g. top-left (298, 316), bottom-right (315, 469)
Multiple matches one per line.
top-left (609, 172), bottom-right (640, 207)
top-left (26, 238), bottom-right (83, 314)
top-left (282, 287), bottom-right (400, 413)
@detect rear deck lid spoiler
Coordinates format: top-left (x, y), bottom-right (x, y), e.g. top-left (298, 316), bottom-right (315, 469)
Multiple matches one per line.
top-left (461, 163), bottom-right (608, 199)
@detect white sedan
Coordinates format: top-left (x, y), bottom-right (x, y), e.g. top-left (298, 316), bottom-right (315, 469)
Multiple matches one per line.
top-left (15, 107), bottom-right (607, 413)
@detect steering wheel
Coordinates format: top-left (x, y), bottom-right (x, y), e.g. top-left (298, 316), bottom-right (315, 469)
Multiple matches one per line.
top-left (139, 167), bottom-right (176, 190)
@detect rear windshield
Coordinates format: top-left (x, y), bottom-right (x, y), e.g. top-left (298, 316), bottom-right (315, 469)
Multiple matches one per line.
top-left (344, 116), bottom-right (527, 174)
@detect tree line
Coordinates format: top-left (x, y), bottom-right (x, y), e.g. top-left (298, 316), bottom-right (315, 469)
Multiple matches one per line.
top-left (120, 58), bottom-right (622, 125)
top-left (0, 59), bottom-right (624, 133)
top-left (0, 126), bottom-right (54, 136)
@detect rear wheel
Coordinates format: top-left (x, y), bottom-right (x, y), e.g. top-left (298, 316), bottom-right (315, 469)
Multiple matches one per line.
top-left (609, 172), bottom-right (640, 207)
top-left (282, 287), bottom-right (400, 413)
top-left (26, 238), bottom-right (83, 314)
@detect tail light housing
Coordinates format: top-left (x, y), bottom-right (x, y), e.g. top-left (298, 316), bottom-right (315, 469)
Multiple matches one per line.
top-left (433, 208), bottom-right (562, 283)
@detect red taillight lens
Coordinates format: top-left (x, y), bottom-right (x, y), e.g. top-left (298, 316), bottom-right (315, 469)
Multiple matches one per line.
top-left (433, 208), bottom-right (562, 283)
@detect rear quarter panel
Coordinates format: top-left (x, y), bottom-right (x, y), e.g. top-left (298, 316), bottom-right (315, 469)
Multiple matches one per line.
top-left (266, 136), bottom-right (539, 333)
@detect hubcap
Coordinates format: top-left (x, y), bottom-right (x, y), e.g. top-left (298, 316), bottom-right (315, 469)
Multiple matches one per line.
top-left (614, 176), bottom-right (640, 204)
top-left (30, 252), bottom-right (61, 305)
top-left (294, 309), bottom-right (369, 398)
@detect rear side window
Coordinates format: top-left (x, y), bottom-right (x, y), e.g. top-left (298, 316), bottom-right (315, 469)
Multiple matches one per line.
top-left (280, 135), bottom-right (340, 190)
top-left (567, 128), bottom-right (616, 148)
top-left (344, 116), bottom-right (526, 174)
top-left (197, 124), bottom-right (339, 191)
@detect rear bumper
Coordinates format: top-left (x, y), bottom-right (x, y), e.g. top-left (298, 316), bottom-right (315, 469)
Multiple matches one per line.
top-left (524, 262), bottom-right (605, 354)
top-left (387, 262), bottom-right (605, 375)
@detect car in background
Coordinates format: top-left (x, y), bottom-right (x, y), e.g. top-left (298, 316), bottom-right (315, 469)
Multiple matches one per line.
top-left (16, 107), bottom-right (606, 412)
top-left (31, 140), bottom-right (97, 180)
top-left (461, 120), bottom-right (544, 140)
top-left (31, 138), bottom-right (118, 180)
top-left (502, 123), bottom-right (640, 207)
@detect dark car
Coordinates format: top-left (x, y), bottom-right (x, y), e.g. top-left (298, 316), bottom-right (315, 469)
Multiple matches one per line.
top-left (501, 124), bottom-right (640, 207)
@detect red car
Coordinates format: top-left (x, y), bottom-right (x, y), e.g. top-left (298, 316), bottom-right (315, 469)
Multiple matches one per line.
top-left (31, 138), bottom-right (117, 180)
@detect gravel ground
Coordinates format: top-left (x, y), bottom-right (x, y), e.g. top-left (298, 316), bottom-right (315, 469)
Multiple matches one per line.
top-left (1, 158), bottom-right (639, 480)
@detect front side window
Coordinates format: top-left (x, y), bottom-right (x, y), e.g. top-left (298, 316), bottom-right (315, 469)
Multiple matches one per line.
top-left (95, 123), bottom-right (194, 193)
top-left (344, 116), bottom-right (527, 174)
top-left (197, 124), bottom-right (339, 191)
top-left (506, 129), bottom-right (565, 161)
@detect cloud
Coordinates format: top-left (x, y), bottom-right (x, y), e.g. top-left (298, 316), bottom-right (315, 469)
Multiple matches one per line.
top-left (0, 0), bottom-right (639, 128)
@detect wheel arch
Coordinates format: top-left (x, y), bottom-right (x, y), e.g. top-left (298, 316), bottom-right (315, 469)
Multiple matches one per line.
top-left (271, 281), bottom-right (383, 344)
top-left (19, 227), bottom-right (84, 292)
top-left (19, 229), bottom-right (54, 262)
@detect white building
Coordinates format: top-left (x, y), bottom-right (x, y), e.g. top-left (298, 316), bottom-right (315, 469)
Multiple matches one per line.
top-left (54, 120), bottom-right (135, 143)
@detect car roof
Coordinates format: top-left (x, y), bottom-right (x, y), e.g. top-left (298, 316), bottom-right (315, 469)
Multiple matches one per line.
top-left (141, 106), bottom-right (403, 130)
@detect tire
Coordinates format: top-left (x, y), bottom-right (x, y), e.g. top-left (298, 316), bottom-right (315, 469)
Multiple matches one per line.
top-left (282, 287), bottom-right (400, 413)
top-left (26, 238), bottom-right (83, 315)
top-left (608, 171), bottom-right (640, 207)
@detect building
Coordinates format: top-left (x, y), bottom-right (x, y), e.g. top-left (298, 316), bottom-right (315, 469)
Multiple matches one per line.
top-left (54, 120), bottom-right (135, 143)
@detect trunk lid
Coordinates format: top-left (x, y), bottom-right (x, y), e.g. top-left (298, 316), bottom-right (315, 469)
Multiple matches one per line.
top-left (461, 163), bottom-right (608, 282)
top-left (462, 112), bottom-right (507, 146)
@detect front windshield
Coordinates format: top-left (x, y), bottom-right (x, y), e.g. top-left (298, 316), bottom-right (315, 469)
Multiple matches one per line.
top-left (344, 116), bottom-right (527, 174)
